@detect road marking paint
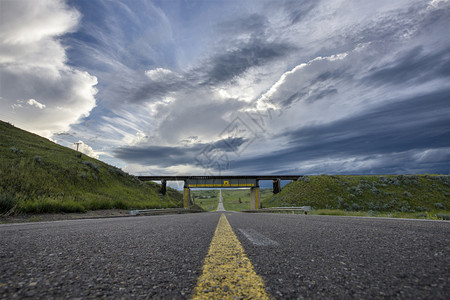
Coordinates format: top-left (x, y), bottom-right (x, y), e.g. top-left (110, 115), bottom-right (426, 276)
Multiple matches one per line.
top-left (192, 214), bottom-right (272, 299)
top-left (238, 229), bottom-right (279, 246)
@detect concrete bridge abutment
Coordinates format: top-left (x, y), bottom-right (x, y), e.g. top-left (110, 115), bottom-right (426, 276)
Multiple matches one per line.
top-left (184, 185), bottom-right (191, 209)
top-left (250, 186), bottom-right (260, 210)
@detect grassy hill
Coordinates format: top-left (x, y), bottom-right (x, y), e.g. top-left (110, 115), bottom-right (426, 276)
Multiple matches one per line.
top-left (263, 175), bottom-right (449, 214)
top-left (193, 188), bottom-right (273, 211)
top-left (0, 121), bottom-right (182, 215)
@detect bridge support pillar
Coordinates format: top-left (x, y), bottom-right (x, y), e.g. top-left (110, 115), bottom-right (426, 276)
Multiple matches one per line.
top-left (160, 179), bottom-right (167, 195)
top-left (184, 187), bottom-right (191, 209)
top-left (273, 179), bottom-right (281, 194)
top-left (250, 187), bottom-right (260, 210)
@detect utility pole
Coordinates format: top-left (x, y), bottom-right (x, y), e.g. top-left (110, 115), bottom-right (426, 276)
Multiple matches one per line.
top-left (74, 142), bottom-right (82, 152)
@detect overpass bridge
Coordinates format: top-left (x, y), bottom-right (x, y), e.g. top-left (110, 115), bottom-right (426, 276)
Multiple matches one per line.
top-left (137, 175), bottom-right (303, 209)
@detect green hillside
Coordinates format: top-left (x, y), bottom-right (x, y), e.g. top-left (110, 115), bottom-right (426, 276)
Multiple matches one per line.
top-left (0, 121), bottom-right (182, 215)
top-left (263, 175), bottom-right (449, 213)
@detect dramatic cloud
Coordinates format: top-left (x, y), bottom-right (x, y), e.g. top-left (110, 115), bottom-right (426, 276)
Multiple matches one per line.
top-left (203, 40), bottom-right (293, 84)
top-left (114, 137), bottom-right (247, 169)
top-left (1, 0), bottom-right (449, 176)
top-left (231, 89), bottom-right (450, 174)
top-left (0, 0), bottom-right (97, 138)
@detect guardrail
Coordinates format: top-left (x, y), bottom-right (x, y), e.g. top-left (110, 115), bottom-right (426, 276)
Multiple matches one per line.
top-left (243, 206), bottom-right (312, 214)
top-left (129, 208), bottom-right (203, 216)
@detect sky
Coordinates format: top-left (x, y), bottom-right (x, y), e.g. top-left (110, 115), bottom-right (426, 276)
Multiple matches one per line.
top-left (1, 0), bottom-right (449, 177)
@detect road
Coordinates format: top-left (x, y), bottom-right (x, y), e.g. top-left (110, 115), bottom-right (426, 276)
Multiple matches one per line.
top-left (0, 212), bottom-right (448, 299)
top-left (216, 189), bottom-right (225, 211)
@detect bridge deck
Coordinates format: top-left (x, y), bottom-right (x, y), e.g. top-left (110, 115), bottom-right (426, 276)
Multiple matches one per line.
top-left (138, 175), bottom-right (302, 181)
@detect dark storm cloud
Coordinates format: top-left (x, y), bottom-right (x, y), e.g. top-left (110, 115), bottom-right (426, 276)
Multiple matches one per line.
top-left (282, 0), bottom-right (318, 24)
top-left (280, 88), bottom-right (338, 107)
top-left (113, 137), bottom-right (246, 167)
top-left (204, 40), bottom-right (293, 84)
top-left (311, 70), bottom-right (349, 84)
top-left (130, 76), bottom-right (187, 103)
top-left (230, 89), bottom-right (450, 173)
top-left (282, 92), bottom-right (306, 107)
top-left (306, 88), bottom-right (338, 103)
top-left (365, 46), bottom-right (450, 86)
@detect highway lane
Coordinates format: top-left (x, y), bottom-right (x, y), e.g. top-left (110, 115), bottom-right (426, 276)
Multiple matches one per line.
top-left (0, 213), bottom-right (219, 299)
top-left (228, 213), bottom-right (449, 299)
top-left (1, 212), bottom-right (449, 299)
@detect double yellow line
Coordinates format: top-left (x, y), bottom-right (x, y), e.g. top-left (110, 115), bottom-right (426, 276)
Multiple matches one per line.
top-left (192, 214), bottom-right (271, 299)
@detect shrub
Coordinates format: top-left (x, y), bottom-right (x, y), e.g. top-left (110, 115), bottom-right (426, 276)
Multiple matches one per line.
top-left (351, 203), bottom-right (361, 211)
top-left (436, 214), bottom-right (450, 220)
top-left (434, 202), bottom-right (445, 210)
top-left (109, 166), bottom-right (127, 177)
top-left (388, 199), bottom-right (398, 210)
top-left (34, 155), bottom-right (44, 165)
top-left (415, 206), bottom-right (427, 212)
top-left (371, 187), bottom-right (380, 195)
top-left (400, 200), bottom-right (414, 212)
top-left (82, 161), bottom-right (100, 172)
top-left (10, 147), bottom-right (23, 154)
top-left (378, 176), bottom-right (387, 183)
top-left (0, 192), bottom-right (18, 214)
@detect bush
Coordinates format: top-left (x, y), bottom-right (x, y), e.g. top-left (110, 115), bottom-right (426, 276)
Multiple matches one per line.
top-left (109, 167), bottom-right (126, 176)
top-left (400, 200), bottom-right (414, 212)
top-left (10, 147), bottom-right (23, 154)
top-left (82, 161), bottom-right (100, 172)
top-left (434, 202), bottom-right (445, 210)
top-left (371, 187), bottom-right (380, 195)
top-left (388, 177), bottom-right (400, 186)
top-left (436, 214), bottom-right (450, 220)
top-left (0, 192), bottom-right (18, 214)
top-left (351, 203), bottom-right (361, 211)
top-left (34, 155), bottom-right (44, 165)
top-left (415, 206), bottom-right (427, 212)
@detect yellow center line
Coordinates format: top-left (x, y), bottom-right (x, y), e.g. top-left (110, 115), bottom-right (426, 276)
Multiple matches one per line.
top-left (192, 214), bottom-right (272, 299)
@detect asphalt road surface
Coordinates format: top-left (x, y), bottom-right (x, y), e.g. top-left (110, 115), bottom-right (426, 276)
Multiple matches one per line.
top-left (1, 212), bottom-right (448, 299)
top-left (216, 189), bottom-right (225, 212)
